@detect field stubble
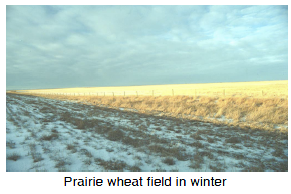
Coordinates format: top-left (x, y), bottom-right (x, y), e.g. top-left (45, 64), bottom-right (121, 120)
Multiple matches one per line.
top-left (6, 81), bottom-right (288, 172)
top-left (19, 80), bottom-right (288, 99)
top-left (22, 94), bottom-right (288, 132)
top-left (6, 93), bottom-right (288, 172)
top-left (14, 80), bottom-right (287, 132)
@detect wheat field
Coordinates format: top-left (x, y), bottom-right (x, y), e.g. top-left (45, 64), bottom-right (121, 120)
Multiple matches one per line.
top-left (17, 80), bottom-right (288, 98)
top-left (6, 92), bottom-right (288, 172)
top-left (6, 80), bottom-right (288, 172)
top-left (11, 80), bottom-right (288, 132)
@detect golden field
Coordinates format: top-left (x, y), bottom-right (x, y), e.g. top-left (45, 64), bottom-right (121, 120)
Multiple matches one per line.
top-left (11, 80), bottom-right (288, 132)
top-left (18, 80), bottom-right (288, 98)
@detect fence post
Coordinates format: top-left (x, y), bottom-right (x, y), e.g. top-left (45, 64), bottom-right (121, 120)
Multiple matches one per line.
top-left (136, 91), bottom-right (138, 97)
top-left (124, 91), bottom-right (125, 96)
top-left (152, 90), bottom-right (154, 96)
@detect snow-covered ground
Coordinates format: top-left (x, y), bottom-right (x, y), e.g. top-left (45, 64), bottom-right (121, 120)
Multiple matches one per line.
top-left (6, 93), bottom-right (288, 172)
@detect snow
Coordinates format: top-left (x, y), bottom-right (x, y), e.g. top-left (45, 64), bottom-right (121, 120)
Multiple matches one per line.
top-left (6, 93), bottom-right (288, 172)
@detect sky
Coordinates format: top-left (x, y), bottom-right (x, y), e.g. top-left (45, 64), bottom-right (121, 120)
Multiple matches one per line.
top-left (6, 5), bottom-right (288, 90)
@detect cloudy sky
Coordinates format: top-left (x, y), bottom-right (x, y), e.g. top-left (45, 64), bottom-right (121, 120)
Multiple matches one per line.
top-left (6, 5), bottom-right (288, 90)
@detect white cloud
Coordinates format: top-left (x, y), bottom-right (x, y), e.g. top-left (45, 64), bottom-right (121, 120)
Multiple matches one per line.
top-left (6, 5), bottom-right (288, 90)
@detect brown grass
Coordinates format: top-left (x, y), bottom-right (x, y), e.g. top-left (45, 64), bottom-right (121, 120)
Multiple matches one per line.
top-left (19, 94), bottom-right (288, 131)
top-left (55, 158), bottom-right (67, 169)
top-left (16, 80), bottom-right (288, 98)
top-left (31, 152), bottom-right (44, 163)
top-left (40, 132), bottom-right (59, 141)
top-left (95, 158), bottom-right (127, 171)
top-left (128, 165), bottom-right (141, 172)
top-left (6, 140), bottom-right (16, 149)
top-left (107, 129), bottom-right (124, 141)
top-left (163, 157), bottom-right (175, 165)
top-left (122, 136), bottom-right (139, 147)
top-left (225, 137), bottom-right (242, 143)
top-left (9, 80), bottom-right (288, 132)
top-left (7, 153), bottom-right (21, 161)
top-left (66, 143), bottom-right (77, 153)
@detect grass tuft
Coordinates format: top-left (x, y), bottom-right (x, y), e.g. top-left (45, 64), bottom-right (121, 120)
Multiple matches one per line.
top-left (163, 157), bottom-right (175, 165)
top-left (107, 129), bottom-right (124, 141)
top-left (6, 140), bottom-right (16, 149)
top-left (7, 153), bottom-right (21, 161)
top-left (225, 137), bottom-right (242, 143)
top-left (40, 132), bottom-right (59, 141)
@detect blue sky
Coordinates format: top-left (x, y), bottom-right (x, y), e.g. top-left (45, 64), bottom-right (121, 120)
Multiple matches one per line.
top-left (6, 5), bottom-right (288, 90)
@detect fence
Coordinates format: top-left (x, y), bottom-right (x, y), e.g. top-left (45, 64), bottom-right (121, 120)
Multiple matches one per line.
top-left (17, 88), bottom-right (287, 98)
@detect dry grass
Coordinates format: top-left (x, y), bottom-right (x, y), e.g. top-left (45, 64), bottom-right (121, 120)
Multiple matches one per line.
top-left (55, 158), bottom-right (67, 169)
top-left (31, 152), bottom-right (44, 163)
top-left (163, 157), bottom-right (175, 165)
top-left (16, 94), bottom-right (288, 131)
top-left (209, 162), bottom-right (225, 172)
top-left (95, 158), bottom-right (127, 171)
top-left (6, 91), bottom-right (287, 172)
top-left (128, 165), bottom-right (141, 172)
top-left (225, 137), bottom-right (242, 144)
top-left (122, 136), bottom-right (139, 147)
top-left (7, 153), bottom-right (21, 161)
top-left (9, 80), bottom-right (288, 132)
top-left (6, 140), bottom-right (16, 149)
top-left (189, 153), bottom-right (204, 169)
top-left (107, 129), bottom-right (125, 141)
top-left (148, 144), bottom-right (188, 161)
top-left (16, 80), bottom-right (288, 98)
top-left (66, 143), bottom-right (78, 153)
top-left (40, 132), bottom-right (59, 141)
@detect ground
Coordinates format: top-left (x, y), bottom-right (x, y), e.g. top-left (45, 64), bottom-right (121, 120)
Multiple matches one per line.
top-left (6, 93), bottom-right (288, 172)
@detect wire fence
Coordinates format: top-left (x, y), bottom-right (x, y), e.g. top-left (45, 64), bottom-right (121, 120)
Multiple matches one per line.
top-left (16, 88), bottom-right (287, 98)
